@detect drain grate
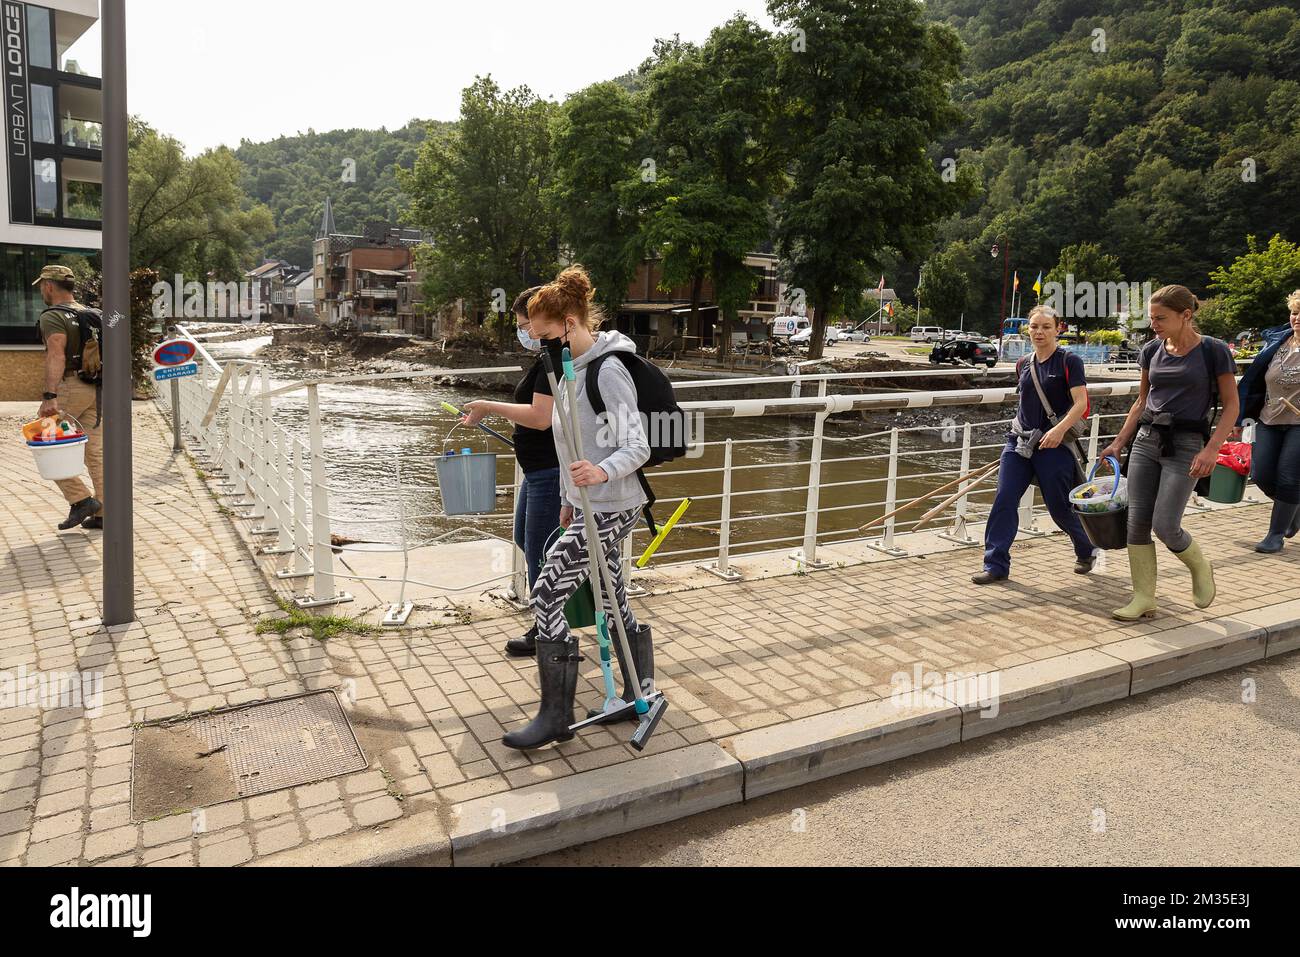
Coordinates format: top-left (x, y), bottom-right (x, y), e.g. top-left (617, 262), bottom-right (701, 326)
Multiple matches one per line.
top-left (132, 691), bottom-right (367, 819)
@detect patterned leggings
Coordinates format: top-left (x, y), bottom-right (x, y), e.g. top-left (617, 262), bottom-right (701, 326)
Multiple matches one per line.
top-left (531, 508), bottom-right (640, 643)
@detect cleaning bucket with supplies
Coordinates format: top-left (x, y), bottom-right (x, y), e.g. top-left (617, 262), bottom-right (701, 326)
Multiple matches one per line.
top-left (23, 414), bottom-right (87, 482)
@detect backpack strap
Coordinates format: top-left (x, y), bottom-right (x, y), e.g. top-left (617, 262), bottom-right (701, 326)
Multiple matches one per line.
top-left (1200, 338), bottom-right (1221, 427)
top-left (581, 351), bottom-right (659, 536)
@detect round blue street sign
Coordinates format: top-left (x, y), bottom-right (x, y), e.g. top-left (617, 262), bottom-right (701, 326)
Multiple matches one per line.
top-left (154, 339), bottom-right (197, 367)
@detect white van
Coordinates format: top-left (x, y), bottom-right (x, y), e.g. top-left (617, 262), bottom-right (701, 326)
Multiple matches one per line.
top-left (910, 326), bottom-right (944, 342)
top-left (772, 316), bottom-right (812, 338)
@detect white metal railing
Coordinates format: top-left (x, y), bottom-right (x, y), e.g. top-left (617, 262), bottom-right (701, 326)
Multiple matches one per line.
top-left (155, 332), bottom-right (1254, 625)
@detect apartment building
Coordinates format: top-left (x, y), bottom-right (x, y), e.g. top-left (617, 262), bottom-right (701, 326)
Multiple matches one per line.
top-left (0, 0), bottom-right (102, 400)
top-left (311, 206), bottom-right (422, 329)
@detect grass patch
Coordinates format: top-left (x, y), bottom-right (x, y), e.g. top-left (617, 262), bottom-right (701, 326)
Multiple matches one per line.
top-left (256, 597), bottom-right (378, 642)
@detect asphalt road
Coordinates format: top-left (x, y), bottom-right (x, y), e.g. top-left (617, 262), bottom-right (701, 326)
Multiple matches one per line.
top-left (521, 654), bottom-right (1300, 866)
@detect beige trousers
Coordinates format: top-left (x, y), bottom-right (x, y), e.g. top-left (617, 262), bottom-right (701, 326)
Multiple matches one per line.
top-left (53, 375), bottom-right (104, 516)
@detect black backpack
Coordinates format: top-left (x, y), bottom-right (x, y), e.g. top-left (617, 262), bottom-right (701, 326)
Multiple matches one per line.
top-left (40, 303), bottom-right (104, 385)
top-left (585, 351), bottom-right (691, 534)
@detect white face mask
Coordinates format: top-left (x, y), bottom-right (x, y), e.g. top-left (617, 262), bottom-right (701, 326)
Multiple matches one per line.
top-left (517, 325), bottom-right (542, 352)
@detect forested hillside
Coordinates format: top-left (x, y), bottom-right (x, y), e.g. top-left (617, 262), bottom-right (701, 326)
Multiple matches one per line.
top-left (919, 0), bottom-right (1300, 322)
top-left (226, 0), bottom-right (1300, 333)
top-left (233, 120), bottom-right (454, 268)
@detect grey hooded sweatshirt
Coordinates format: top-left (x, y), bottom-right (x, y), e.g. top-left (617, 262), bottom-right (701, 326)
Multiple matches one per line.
top-left (550, 331), bottom-right (650, 514)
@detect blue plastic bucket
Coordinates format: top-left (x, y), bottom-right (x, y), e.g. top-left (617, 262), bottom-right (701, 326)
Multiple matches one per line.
top-left (435, 451), bottom-right (498, 515)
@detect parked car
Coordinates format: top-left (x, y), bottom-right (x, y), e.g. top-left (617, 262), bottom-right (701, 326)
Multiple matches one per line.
top-left (930, 338), bottom-right (999, 368)
top-left (910, 326), bottom-right (944, 342)
top-left (791, 325), bottom-right (843, 346)
top-left (839, 328), bottom-right (872, 342)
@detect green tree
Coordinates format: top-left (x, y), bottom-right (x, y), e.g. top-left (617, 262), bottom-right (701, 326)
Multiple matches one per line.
top-left (1043, 242), bottom-right (1125, 329)
top-left (1208, 234), bottom-right (1300, 334)
top-left (769, 0), bottom-right (973, 358)
top-left (548, 81), bottom-right (647, 321)
top-left (399, 77), bottom-right (559, 338)
top-left (129, 119), bottom-right (273, 280)
top-left (919, 251), bottom-right (972, 326)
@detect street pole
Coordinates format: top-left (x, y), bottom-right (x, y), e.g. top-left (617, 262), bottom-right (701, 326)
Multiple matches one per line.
top-left (997, 236), bottom-right (1010, 354)
top-left (170, 379), bottom-right (181, 451)
top-left (102, 0), bottom-right (134, 626)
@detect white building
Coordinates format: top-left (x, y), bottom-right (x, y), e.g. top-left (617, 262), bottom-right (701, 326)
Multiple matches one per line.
top-left (0, 0), bottom-right (102, 400)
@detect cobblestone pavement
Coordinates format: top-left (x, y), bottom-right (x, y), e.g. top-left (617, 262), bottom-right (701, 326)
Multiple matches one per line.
top-left (1, 402), bottom-right (1295, 866)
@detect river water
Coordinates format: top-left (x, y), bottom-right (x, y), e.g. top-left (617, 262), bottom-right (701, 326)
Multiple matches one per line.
top-left (203, 338), bottom-right (1024, 563)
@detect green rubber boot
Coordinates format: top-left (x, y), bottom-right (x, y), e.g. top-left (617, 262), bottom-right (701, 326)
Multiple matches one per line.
top-left (1173, 538), bottom-right (1216, 609)
top-left (1112, 543), bottom-right (1159, 621)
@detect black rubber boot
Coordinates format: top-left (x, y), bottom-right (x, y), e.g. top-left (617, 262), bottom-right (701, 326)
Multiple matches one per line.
top-left (587, 623), bottom-right (654, 722)
top-left (504, 623), bottom-right (538, 658)
top-left (58, 497), bottom-right (101, 531)
top-left (501, 638), bottom-right (580, 751)
top-left (1255, 500), bottom-right (1299, 554)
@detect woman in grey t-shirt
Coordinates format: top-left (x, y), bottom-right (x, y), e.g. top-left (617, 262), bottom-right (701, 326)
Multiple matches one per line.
top-left (1233, 289), bottom-right (1300, 552)
top-left (1100, 285), bottom-right (1240, 620)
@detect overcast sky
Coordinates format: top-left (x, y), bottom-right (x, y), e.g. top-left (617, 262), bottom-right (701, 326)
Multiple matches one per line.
top-left (125, 0), bottom-right (776, 154)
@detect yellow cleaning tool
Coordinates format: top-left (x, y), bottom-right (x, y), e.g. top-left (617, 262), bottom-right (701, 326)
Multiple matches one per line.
top-left (636, 499), bottom-right (692, 568)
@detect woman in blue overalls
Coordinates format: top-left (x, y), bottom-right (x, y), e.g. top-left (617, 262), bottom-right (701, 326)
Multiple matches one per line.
top-left (973, 306), bottom-right (1097, 584)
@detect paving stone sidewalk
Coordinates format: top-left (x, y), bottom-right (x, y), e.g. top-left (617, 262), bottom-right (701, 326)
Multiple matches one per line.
top-left (1, 402), bottom-right (1295, 866)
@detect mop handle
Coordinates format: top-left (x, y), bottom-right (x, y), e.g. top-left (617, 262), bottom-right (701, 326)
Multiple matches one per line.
top-left (440, 401), bottom-right (516, 449)
top-left (561, 348), bottom-right (647, 712)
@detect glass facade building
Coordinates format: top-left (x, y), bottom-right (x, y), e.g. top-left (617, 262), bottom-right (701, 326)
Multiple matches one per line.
top-left (0, 1), bottom-right (101, 351)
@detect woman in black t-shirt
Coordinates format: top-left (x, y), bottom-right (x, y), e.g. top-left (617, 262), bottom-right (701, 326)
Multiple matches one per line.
top-left (461, 287), bottom-right (561, 658)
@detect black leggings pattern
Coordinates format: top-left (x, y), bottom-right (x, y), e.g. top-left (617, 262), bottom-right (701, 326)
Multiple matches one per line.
top-left (531, 508), bottom-right (640, 643)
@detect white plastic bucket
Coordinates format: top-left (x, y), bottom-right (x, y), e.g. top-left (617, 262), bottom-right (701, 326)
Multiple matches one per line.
top-left (28, 435), bottom-right (88, 481)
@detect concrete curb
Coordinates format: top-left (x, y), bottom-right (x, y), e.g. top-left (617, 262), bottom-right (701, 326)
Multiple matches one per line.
top-left (449, 743), bottom-right (742, 866)
top-left (245, 606), bottom-right (1300, 867)
top-left (722, 699), bottom-right (961, 800)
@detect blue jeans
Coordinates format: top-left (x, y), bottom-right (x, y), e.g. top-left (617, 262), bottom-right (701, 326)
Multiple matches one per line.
top-left (983, 439), bottom-right (1095, 576)
top-left (514, 466), bottom-right (562, 588)
top-left (1252, 422), bottom-right (1300, 504)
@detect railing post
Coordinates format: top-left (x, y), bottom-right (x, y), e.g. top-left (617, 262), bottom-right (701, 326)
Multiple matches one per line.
top-left (623, 532), bottom-right (647, 597)
top-left (1018, 484), bottom-right (1044, 536)
top-left (276, 438), bottom-right (314, 581)
top-left (296, 383), bottom-right (352, 609)
top-left (260, 424), bottom-right (294, 554)
top-left (382, 457), bottom-right (413, 626)
top-left (867, 427), bottom-right (908, 556)
top-left (247, 369), bottom-right (279, 534)
top-left (938, 421), bottom-right (978, 546)
top-left (508, 460), bottom-right (528, 608)
top-left (705, 438), bottom-right (742, 581)
top-left (792, 411), bottom-right (831, 570)
top-left (1087, 412), bottom-right (1101, 465)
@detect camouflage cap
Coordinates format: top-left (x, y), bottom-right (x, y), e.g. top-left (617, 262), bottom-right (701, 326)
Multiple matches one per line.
top-left (32, 264), bottom-right (76, 286)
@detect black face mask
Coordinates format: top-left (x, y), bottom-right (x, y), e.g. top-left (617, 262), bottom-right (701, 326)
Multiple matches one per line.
top-left (539, 322), bottom-right (572, 375)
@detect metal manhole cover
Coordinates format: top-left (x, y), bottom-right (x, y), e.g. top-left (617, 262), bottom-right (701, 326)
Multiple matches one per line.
top-left (132, 691), bottom-right (367, 820)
